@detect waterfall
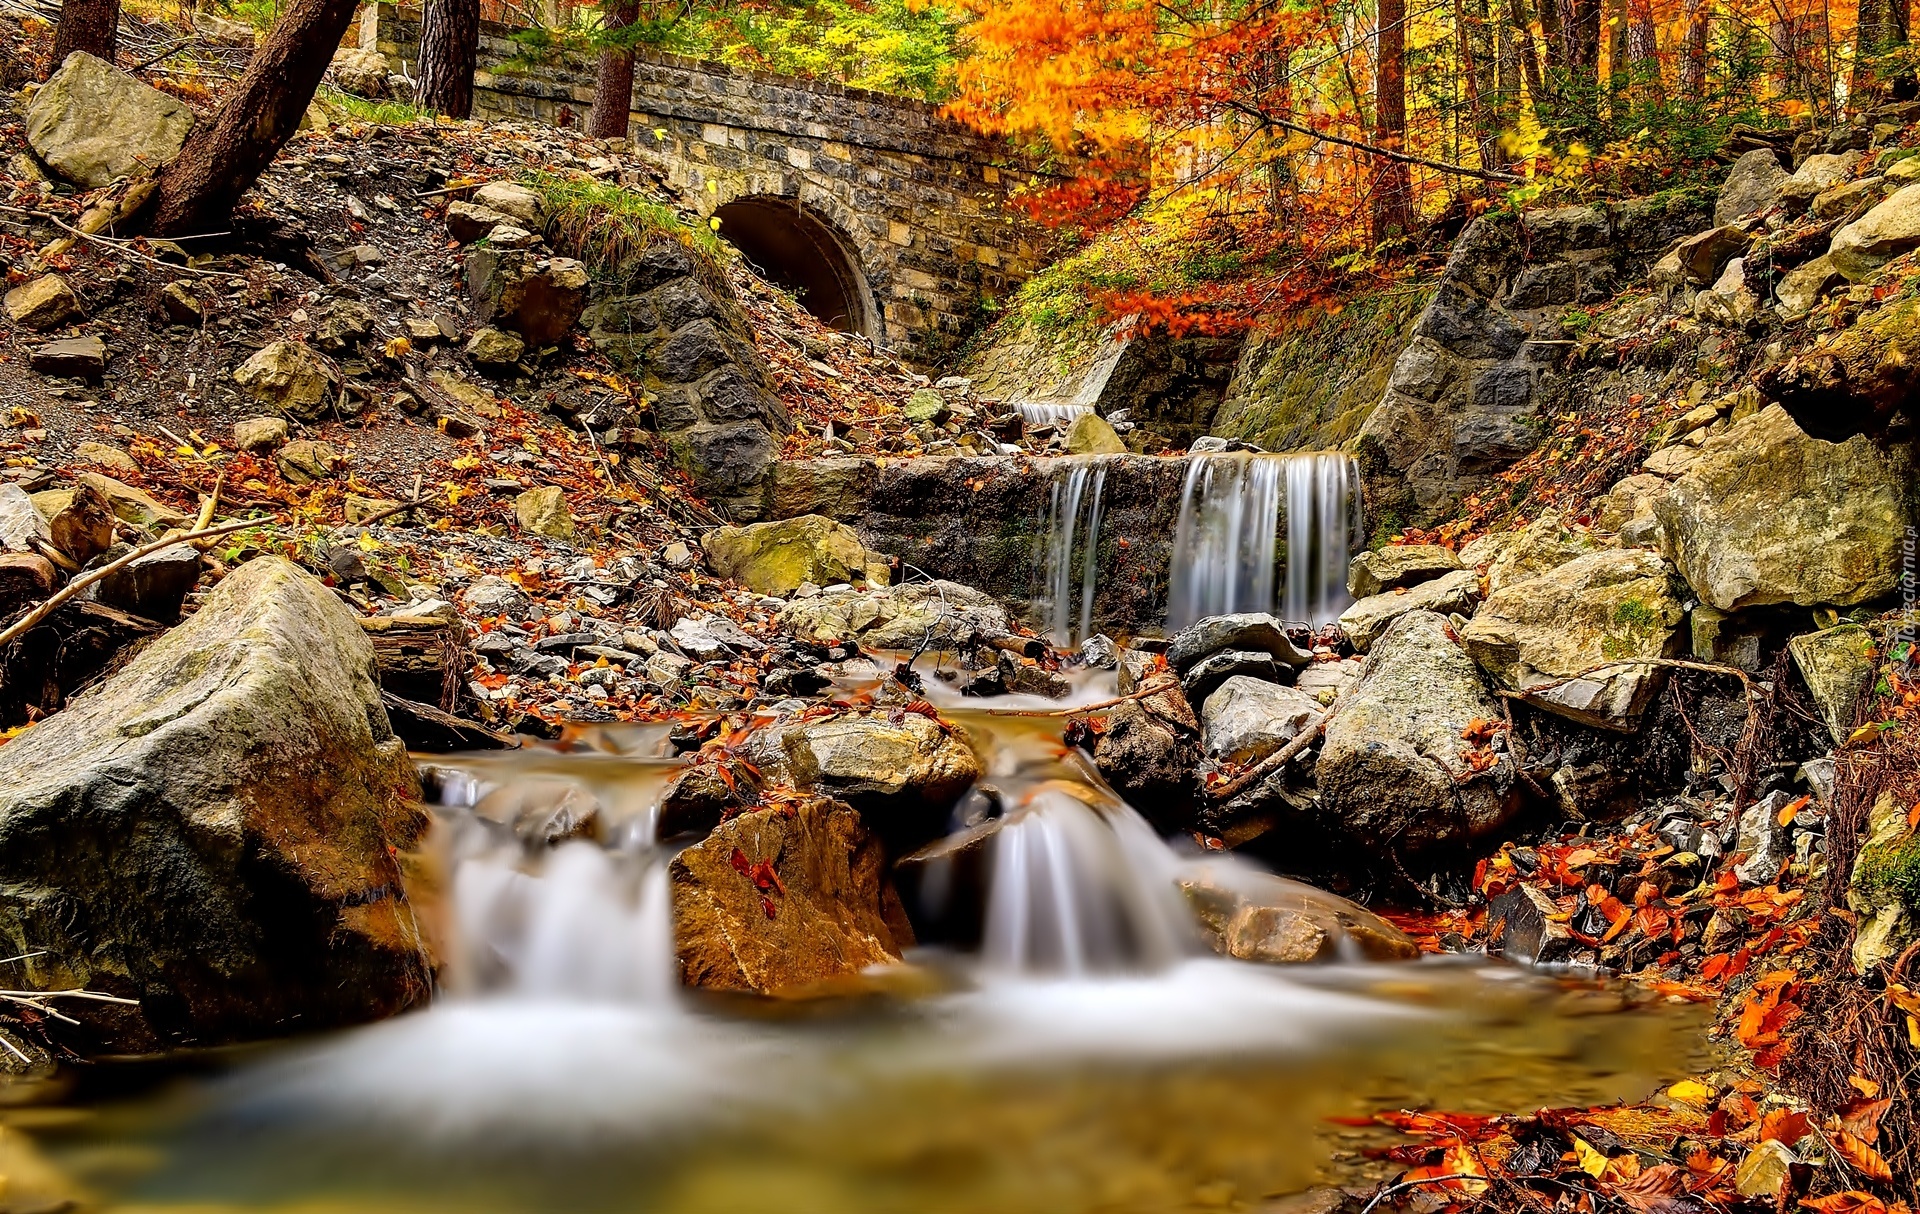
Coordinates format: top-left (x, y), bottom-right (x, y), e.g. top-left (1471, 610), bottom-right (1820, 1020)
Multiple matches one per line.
top-left (982, 789), bottom-right (1194, 975)
top-left (427, 761), bottom-right (681, 1005)
top-left (1166, 452), bottom-right (1360, 631)
top-left (1040, 457), bottom-right (1111, 647)
top-left (1015, 402), bottom-right (1093, 430)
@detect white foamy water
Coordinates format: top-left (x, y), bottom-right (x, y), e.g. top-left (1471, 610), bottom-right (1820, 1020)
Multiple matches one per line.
top-left (1039, 456), bottom-right (1112, 648)
top-left (1015, 402), bottom-right (1094, 429)
top-left (1166, 451), bottom-right (1361, 629)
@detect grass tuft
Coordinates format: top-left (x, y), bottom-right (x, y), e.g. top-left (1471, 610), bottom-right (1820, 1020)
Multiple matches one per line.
top-left (523, 173), bottom-right (729, 288)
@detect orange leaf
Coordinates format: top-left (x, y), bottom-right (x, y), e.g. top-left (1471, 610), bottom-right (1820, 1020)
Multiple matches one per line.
top-left (1830, 1129), bottom-right (1894, 1183)
top-left (1801, 1193), bottom-right (1897, 1214)
top-left (1759, 1108), bottom-right (1811, 1147)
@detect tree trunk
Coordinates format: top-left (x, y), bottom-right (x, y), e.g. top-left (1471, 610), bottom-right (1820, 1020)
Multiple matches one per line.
top-left (587, 0), bottom-right (639, 139)
top-left (1372, 0), bottom-right (1415, 243)
top-left (145, 0), bottom-right (362, 237)
top-left (416, 0), bottom-right (480, 119)
top-left (1853, 0), bottom-right (1912, 106)
top-left (50, 0), bottom-right (120, 73)
top-left (1679, 0), bottom-right (1709, 99)
top-left (1504, 0), bottom-right (1549, 115)
top-left (1459, 0), bottom-right (1503, 170)
top-left (1626, 0), bottom-right (1661, 98)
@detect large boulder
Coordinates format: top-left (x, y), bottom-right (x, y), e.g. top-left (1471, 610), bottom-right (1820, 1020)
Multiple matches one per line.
top-left (1459, 549), bottom-right (1687, 730)
top-left (24, 52), bottom-right (193, 188)
top-left (778, 580), bottom-right (1010, 650)
top-left (781, 712), bottom-right (980, 852)
top-left (1655, 405), bottom-right (1914, 611)
top-left (233, 341), bottom-right (338, 422)
top-left (1715, 149), bottom-right (1789, 225)
top-left (1778, 152), bottom-right (1858, 209)
top-left (1337, 569), bottom-right (1480, 652)
top-left (702, 514), bottom-right (889, 596)
top-left (1828, 184), bottom-right (1920, 281)
top-left (671, 798), bottom-right (912, 993)
top-left (5, 275), bottom-right (81, 331)
top-left (0, 557), bottom-right (428, 1050)
top-left (329, 48), bottom-right (390, 98)
top-left (1317, 610), bottom-right (1520, 852)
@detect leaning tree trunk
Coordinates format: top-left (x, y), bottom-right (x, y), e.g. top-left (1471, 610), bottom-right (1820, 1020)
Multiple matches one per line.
top-left (145, 0), bottom-right (362, 237)
top-left (1371, 0), bottom-right (1415, 244)
top-left (50, 0), bottom-right (120, 73)
top-left (587, 0), bottom-right (639, 138)
top-left (416, 0), bottom-right (480, 119)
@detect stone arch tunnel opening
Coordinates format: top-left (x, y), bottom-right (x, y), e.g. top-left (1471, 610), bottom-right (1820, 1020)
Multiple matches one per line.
top-left (713, 196), bottom-right (877, 338)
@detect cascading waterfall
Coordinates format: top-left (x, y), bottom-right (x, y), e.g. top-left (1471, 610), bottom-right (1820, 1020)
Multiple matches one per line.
top-left (1166, 451), bottom-right (1361, 631)
top-left (1040, 456), bottom-right (1111, 648)
top-left (427, 761), bottom-right (680, 1005)
top-left (981, 788), bottom-right (1194, 975)
top-left (1015, 402), bottom-right (1093, 430)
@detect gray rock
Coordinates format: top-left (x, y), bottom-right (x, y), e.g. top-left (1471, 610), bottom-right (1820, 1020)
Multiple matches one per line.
top-left (1459, 549), bottom-right (1687, 730)
top-left (1337, 569), bottom-right (1481, 652)
top-left (1655, 405), bottom-right (1915, 611)
top-left (1774, 254), bottom-right (1845, 317)
top-left (1166, 612), bottom-right (1311, 675)
top-left (1788, 625), bottom-right (1878, 746)
top-left (446, 201), bottom-right (511, 244)
top-left (1347, 544), bottom-right (1461, 599)
top-left (0, 484), bottom-right (50, 552)
top-left (1201, 676), bottom-right (1324, 765)
top-left (466, 248), bottom-right (588, 346)
top-left (1778, 152), bottom-right (1858, 208)
top-left (30, 335), bottom-right (106, 378)
top-left (1715, 149), bottom-right (1790, 225)
top-left (0, 557), bottom-right (427, 1050)
top-left (1093, 699), bottom-right (1198, 830)
top-left (781, 711), bottom-right (980, 852)
top-left (25, 52), bottom-right (193, 188)
top-left (1317, 610), bottom-right (1519, 852)
top-left (460, 574), bottom-right (531, 619)
top-left (779, 580), bottom-right (1010, 651)
top-left (88, 542), bottom-right (201, 622)
top-left (1078, 633), bottom-right (1119, 669)
top-left (233, 341), bottom-right (337, 421)
top-left (1828, 183), bottom-right (1920, 280)
top-left (1674, 225), bottom-right (1750, 284)
top-left (1180, 649), bottom-right (1283, 708)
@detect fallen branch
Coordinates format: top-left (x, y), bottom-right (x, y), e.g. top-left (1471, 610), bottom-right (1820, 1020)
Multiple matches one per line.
top-left (341, 496), bottom-right (432, 531)
top-left (1208, 707), bottom-right (1335, 802)
top-left (0, 517), bottom-right (270, 649)
top-left (1359, 1174), bottom-right (1487, 1214)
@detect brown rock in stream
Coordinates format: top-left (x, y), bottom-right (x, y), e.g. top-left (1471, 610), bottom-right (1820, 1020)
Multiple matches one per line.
top-left (671, 798), bottom-right (914, 993)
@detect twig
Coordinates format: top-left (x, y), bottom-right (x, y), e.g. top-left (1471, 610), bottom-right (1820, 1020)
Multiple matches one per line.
top-left (343, 496), bottom-right (431, 531)
top-left (0, 517), bottom-right (269, 648)
top-left (0, 204), bottom-right (235, 277)
top-left (128, 34), bottom-right (201, 72)
top-left (977, 681), bottom-right (1173, 717)
top-left (1359, 1174), bottom-right (1487, 1214)
top-left (192, 470), bottom-right (222, 535)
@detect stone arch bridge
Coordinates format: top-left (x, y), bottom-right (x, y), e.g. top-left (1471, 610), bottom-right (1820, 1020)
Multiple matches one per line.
top-left (363, 3), bottom-right (1044, 366)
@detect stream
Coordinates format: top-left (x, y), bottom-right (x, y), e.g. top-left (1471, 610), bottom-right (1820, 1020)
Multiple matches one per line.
top-left (4, 661), bottom-right (1710, 1214)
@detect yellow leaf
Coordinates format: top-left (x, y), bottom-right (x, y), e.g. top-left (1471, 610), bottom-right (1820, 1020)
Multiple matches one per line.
top-left (357, 532), bottom-right (380, 553)
top-left (201, 443), bottom-right (221, 457)
top-left (1909, 1015), bottom-right (1920, 1049)
top-left (451, 454), bottom-right (480, 471)
top-left (1573, 1137), bottom-right (1609, 1177)
top-left (1668, 1079), bottom-right (1713, 1106)
top-left (1847, 722), bottom-right (1889, 747)
top-left (384, 336), bottom-right (412, 359)
top-left (175, 445), bottom-right (197, 457)
top-left (709, 216), bottom-right (722, 230)
top-left (1888, 984), bottom-right (1920, 1015)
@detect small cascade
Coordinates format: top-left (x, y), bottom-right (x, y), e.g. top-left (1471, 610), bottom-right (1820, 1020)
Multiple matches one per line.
top-left (1040, 456), bottom-right (1112, 647)
top-left (1166, 451), bottom-right (1361, 631)
top-left (981, 788), bottom-right (1195, 975)
top-left (427, 762), bottom-right (680, 1005)
top-left (1015, 402), bottom-right (1093, 430)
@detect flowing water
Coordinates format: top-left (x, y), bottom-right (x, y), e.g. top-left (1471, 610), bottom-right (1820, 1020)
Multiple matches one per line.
top-left (1016, 402), bottom-right (1094, 430)
top-left (1167, 452), bottom-right (1361, 630)
top-left (1039, 457), bottom-right (1112, 648)
top-left (5, 662), bottom-right (1708, 1214)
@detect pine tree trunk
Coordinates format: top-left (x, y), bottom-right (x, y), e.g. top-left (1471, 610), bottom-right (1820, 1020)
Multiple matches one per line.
top-left (1853, 0), bottom-right (1912, 107)
top-left (1505, 0), bottom-right (1549, 115)
top-left (145, 0), bottom-right (362, 237)
top-left (587, 0), bottom-right (639, 139)
top-left (50, 0), bottom-right (120, 73)
top-left (1459, 0), bottom-right (1502, 170)
top-left (1372, 0), bottom-right (1415, 243)
top-left (1679, 0), bottom-right (1709, 99)
top-left (416, 0), bottom-right (480, 119)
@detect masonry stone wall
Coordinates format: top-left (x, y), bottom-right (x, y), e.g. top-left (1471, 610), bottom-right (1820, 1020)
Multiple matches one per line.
top-left (362, 3), bottom-right (1044, 366)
